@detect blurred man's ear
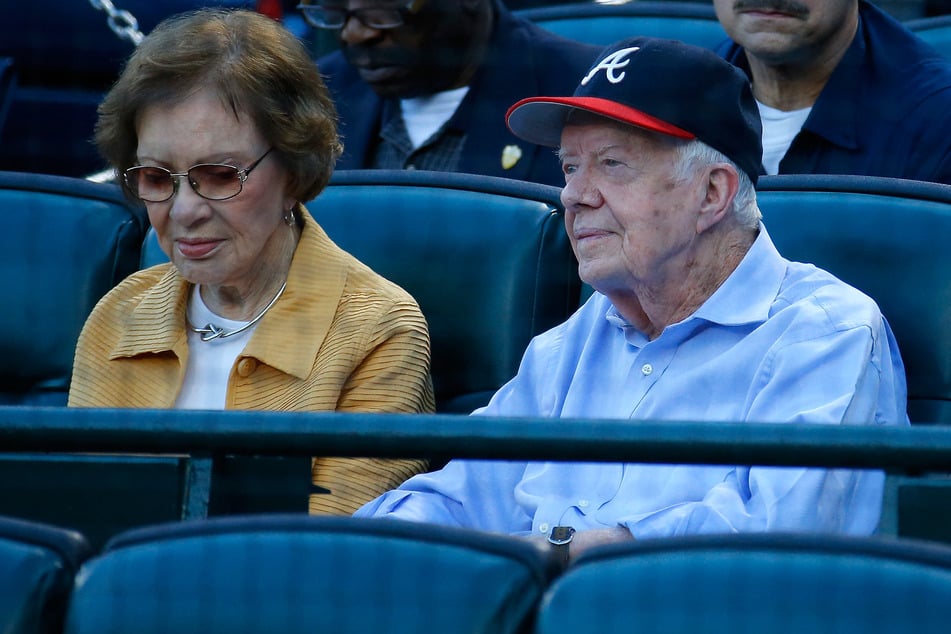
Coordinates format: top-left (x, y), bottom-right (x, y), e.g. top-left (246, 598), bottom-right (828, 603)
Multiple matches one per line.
top-left (696, 163), bottom-right (739, 234)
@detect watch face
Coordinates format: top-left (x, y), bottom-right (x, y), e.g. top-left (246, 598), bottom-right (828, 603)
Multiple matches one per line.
top-left (549, 526), bottom-right (576, 545)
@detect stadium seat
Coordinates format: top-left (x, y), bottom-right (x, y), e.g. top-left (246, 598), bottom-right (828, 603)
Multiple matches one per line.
top-left (0, 171), bottom-right (148, 405)
top-left (141, 169), bottom-right (581, 413)
top-left (0, 172), bottom-right (308, 545)
top-left (515, 1), bottom-right (729, 49)
top-left (0, 514), bottom-right (92, 634)
top-left (0, 171), bottom-right (182, 552)
top-left (65, 514), bottom-right (552, 634)
top-left (756, 174), bottom-right (951, 425)
top-left (536, 533), bottom-right (951, 634)
top-left (906, 14), bottom-right (951, 60)
top-left (314, 170), bottom-right (580, 412)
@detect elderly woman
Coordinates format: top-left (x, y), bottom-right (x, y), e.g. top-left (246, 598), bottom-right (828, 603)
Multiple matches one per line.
top-left (68, 9), bottom-right (435, 515)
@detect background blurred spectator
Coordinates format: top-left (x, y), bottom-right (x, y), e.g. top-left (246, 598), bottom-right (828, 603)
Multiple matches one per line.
top-left (303, 0), bottom-right (601, 187)
top-left (714, 0), bottom-right (951, 183)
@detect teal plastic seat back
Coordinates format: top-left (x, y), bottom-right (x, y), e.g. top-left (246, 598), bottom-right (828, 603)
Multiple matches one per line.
top-left (0, 171), bottom-right (148, 405)
top-left (315, 171), bottom-right (579, 412)
top-left (906, 15), bottom-right (951, 61)
top-left (0, 515), bottom-right (92, 634)
top-left (757, 175), bottom-right (951, 424)
top-left (66, 515), bottom-right (552, 634)
top-left (516, 1), bottom-right (728, 49)
top-left (537, 534), bottom-right (951, 634)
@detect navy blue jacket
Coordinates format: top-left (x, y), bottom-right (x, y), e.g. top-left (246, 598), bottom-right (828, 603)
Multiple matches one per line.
top-left (317, 2), bottom-right (601, 187)
top-left (718, 1), bottom-right (951, 184)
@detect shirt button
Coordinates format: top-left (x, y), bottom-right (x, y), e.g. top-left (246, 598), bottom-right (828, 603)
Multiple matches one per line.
top-left (641, 363), bottom-right (653, 376)
top-left (578, 499), bottom-right (589, 508)
top-left (539, 523), bottom-right (550, 534)
top-left (236, 358), bottom-right (257, 377)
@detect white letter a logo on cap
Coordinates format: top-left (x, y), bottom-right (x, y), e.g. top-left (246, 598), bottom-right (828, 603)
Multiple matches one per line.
top-left (581, 46), bottom-right (640, 86)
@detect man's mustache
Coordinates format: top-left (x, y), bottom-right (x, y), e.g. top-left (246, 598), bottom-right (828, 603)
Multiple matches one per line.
top-left (732, 0), bottom-right (810, 18)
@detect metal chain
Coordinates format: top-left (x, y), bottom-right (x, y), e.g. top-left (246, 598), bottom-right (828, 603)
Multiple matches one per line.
top-left (88, 0), bottom-right (145, 46)
top-left (84, 0), bottom-right (144, 182)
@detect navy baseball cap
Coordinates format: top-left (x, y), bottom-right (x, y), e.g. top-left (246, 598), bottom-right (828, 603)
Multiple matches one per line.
top-left (505, 36), bottom-right (764, 184)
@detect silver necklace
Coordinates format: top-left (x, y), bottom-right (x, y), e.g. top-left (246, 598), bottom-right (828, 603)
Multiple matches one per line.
top-left (187, 281), bottom-right (287, 342)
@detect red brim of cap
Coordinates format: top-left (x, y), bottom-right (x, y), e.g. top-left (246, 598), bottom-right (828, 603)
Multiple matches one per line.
top-left (505, 96), bottom-right (695, 147)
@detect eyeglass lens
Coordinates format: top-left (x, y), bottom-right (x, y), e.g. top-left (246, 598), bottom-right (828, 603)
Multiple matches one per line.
top-left (125, 148), bottom-right (272, 203)
top-left (125, 164), bottom-right (245, 203)
top-left (298, 4), bottom-right (405, 29)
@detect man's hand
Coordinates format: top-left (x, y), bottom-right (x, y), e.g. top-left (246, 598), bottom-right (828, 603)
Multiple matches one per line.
top-left (566, 527), bottom-right (635, 560)
top-left (528, 526), bottom-right (634, 563)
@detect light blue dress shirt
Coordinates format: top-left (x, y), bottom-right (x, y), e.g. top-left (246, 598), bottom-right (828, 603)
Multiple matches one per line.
top-left (356, 227), bottom-right (909, 538)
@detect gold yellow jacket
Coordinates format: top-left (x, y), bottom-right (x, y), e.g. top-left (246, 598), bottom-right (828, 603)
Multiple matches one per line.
top-left (68, 207), bottom-right (435, 514)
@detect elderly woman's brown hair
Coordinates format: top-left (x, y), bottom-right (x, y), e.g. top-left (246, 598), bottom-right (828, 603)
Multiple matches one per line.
top-left (95, 8), bottom-right (342, 204)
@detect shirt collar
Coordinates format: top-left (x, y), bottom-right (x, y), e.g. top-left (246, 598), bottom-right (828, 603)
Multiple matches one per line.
top-left (110, 268), bottom-right (189, 358)
top-left (692, 224), bottom-right (787, 326)
top-left (604, 224), bottom-right (787, 334)
top-left (797, 18), bottom-right (865, 151)
top-left (232, 209), bottom-right (348, 380)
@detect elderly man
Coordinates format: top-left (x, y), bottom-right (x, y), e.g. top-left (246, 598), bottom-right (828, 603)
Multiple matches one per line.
top-left (355, 37), bottom-right (909, 562)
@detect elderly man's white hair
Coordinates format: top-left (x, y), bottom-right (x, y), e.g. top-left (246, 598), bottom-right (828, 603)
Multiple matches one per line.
top-left (674, 139), bottom-right (761, 230)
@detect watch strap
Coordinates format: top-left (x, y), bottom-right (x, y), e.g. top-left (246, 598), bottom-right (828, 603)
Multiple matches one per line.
top-left (547, 526), bottom-right (575, 570)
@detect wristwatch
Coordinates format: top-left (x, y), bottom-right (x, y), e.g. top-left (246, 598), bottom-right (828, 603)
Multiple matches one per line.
top-left (547, 526), bottom-right (576, 569)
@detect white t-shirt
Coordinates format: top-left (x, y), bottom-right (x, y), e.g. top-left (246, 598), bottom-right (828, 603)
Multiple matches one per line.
top-left (175, 286), bottom-right (257, 410)
top-left (400, 86), bottom-right (470, 149)
top-left (757, 101), bottom-right (812, 175)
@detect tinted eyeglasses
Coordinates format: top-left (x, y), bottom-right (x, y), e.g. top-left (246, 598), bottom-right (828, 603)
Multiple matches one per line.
top-left (297, 1), bottom-right (423, 30)
top-left (124, 148), bottom-right (273, 203)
